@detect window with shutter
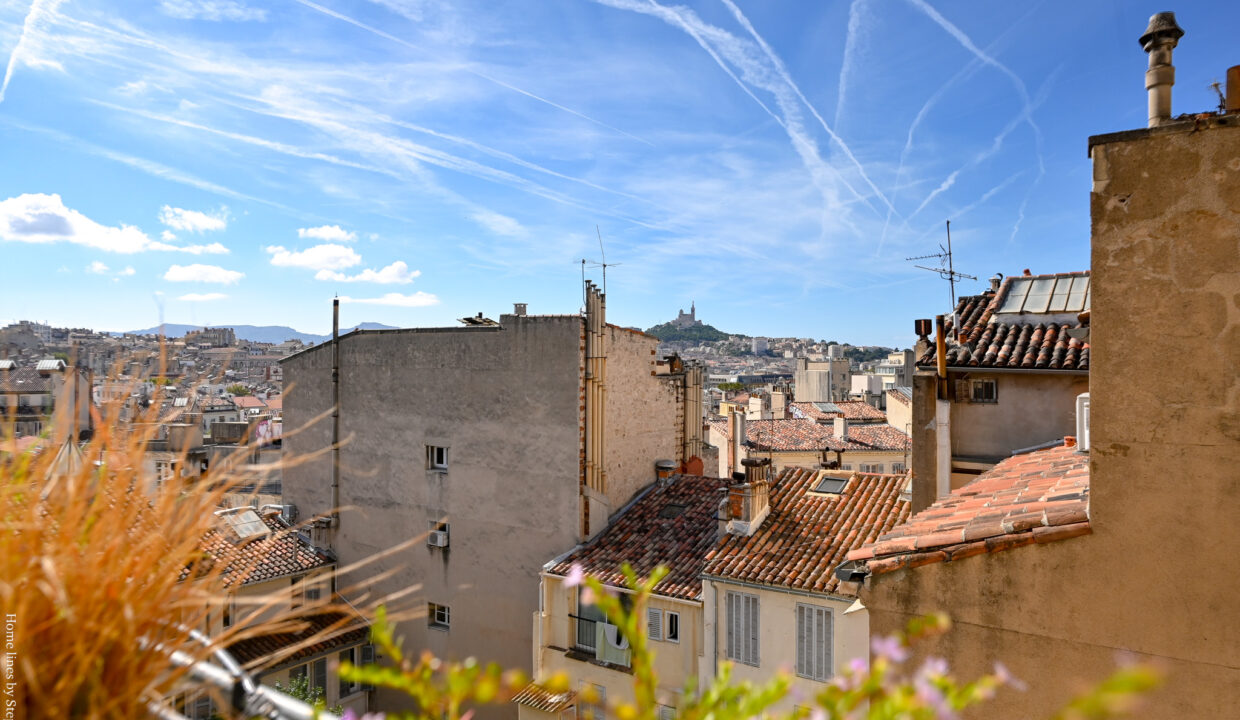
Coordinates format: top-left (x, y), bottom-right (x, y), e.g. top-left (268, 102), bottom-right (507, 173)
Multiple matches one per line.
top-left (647, 607), bottom-right (663, 641)
top-left (795, 603), bottom-right (832, 681)
top-left (657, 705), bottom-right (676, 720)
top-left (312, 658), bottom-right (327, 696)
top-left (360, 644), bottom-right (376, 691)
top-left (666, 611), bottom-right (680, 643)
top-left (725, 591), bottom-right (760, 666)
top-left (577, 682), bottom-right (606, 720)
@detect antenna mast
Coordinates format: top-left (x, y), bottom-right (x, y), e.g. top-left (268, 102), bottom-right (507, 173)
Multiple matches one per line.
top-left (907, 220), bottom-right (976, 338)
top-left (577, 225), bottom-right (622, 297)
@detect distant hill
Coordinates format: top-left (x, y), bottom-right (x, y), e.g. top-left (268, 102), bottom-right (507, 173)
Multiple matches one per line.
top-left (116, 322), bottom-right (397, 345)
top-left (644, 321), bottom-right (732, 342)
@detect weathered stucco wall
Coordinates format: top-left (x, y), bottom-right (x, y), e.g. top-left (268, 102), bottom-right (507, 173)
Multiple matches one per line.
top-left (281, 317), bottom-right (586, 715)
top-left (948, 372), bottom-right (1087, 459)
top-left (604, 327), bottom-right (680, 512)
top-left (867, 119), bottom-right (1240, 718)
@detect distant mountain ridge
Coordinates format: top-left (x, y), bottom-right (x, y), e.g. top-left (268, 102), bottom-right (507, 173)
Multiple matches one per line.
top-left (116, 322), bottom-right (397, 345)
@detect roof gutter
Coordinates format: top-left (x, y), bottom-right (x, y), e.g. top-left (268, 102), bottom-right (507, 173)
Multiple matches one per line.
top-left (916, 365), bottom-right (1089, 376)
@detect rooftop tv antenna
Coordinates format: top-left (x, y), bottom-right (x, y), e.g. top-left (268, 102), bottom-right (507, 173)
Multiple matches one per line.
top-left (578, 226), bottom-right (622, 298)
top-left (907, 220), bottom-right (976, 339)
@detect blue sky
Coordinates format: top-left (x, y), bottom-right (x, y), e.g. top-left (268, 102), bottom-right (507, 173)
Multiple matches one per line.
top-left (1, 1), bottom-right (1236, 345)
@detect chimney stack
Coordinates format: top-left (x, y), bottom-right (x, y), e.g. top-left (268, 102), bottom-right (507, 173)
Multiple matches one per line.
top-left (989, 274), bottom-right (1003, 292)
top-left (1227, 65), bottom-right (1240, 115)
top-left (1140, 12), bottom-right (1185, 128)
top-left (655, 459), bottom-right (676, 485)
top-left (513, 302), bottom-right (528, 316)
top-left (834, 416), bottom-right (849, 443)
top-left (723, 459), bottom-right (772, 537)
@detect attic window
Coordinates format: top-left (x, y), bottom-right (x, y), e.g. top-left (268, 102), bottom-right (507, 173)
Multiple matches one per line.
top-left (813, 477), bottom-right (848, 494)
top-left (659, 503), bottom-right (686, 519)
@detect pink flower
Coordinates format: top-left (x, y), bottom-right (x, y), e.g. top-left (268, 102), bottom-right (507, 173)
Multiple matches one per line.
top-left (564, 564), bottom-right (585, 587)
top-left (870, 635), bottom-right (909, 663)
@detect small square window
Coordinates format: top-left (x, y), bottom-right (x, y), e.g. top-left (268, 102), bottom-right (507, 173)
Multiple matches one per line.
top-left (429, 602), bottom-right (450, 630)
top-left (971, 379), bottom-right (998, 404)
top-left (665, 611), bottom-right (680, 643)
top-left (427, 445), bottom-right (449, 471)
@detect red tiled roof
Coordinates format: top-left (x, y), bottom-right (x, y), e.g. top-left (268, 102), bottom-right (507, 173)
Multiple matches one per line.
top-left (231, 396), bottom-right (267, 409)
top-left (917, 272), bottom-right (1090, 371)
top-left (715, 418), bottom-right (909, 453)
top-left (790, 401), bottom-right (886, 422)
top-left (703, 467), bottom-right (910, 596)
top-left (0, 367), bottom-right (56, 393)
top-left (192, 513), bottom-right (334, 588)
top-left (845, 442), bottom-right (1090, 575)
top-left (547, 474), bottom-right (729, 600)
top-left (227, 610), bottom-right (369, 668)
top-left (513, 683), bottom-right (576, 713)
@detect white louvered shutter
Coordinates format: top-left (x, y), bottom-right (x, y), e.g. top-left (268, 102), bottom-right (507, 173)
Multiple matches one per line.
top-left (648, 607), bottom-right (663, 641)
top-left (795, 604), bottom-right (832, 681)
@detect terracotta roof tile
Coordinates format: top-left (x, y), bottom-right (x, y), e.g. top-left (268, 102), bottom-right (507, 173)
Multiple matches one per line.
top-left (702, 468), bottom-right (910, 596)
top-left (226, 610), bottom-right (369, 668)
top-left (789, 401), bottom-right (887, 422)
top-left (845, 443), bottom-right (1090, 574)
top-left (191, 513), bottom-right (334, 588)
top-left (547, 475), bottom-right (729, 600)
top-left (716, 418), bottom-right (909, 453)
top-left (918, 272), bottom-right (1090, 371)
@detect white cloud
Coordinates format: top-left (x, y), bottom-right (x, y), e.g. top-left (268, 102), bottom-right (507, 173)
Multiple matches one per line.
top-left (315, 260), bottom-right (419, 284)
top-left (149, 240), bottom-right (230, 255)
top-left (0, 193), bottom-right (151, 253)
top-left (266, 243), bottom-right (361, 271)
top-left (161, 229), bottom-right (176, 241)
top-left (178, 292), bottom-right (227, 301)
top-left (119, 266), bottom-right (135, 276)
top-left (158, 0), bottom-right (267, 22)
top-left (470, 210), bottom-right (525, 237)
top-left (87, 261), bottom-right (109, 274)
top-left (339, 292), bottom-right (439, 307)
top-left (163, 263), bottom-right (243, 284)
top-left (158, 205), bottom-right (227, 233)
top-left (298, 224), bottom-right (357, 242)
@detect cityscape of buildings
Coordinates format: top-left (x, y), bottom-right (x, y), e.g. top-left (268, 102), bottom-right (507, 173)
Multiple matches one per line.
top-left (3, 8), bottom-right (1240, 720)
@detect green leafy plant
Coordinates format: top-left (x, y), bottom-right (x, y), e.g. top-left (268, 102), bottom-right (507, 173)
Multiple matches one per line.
top-left (341, 564), bottom-right (1159, 720)
top-left (272, 673), bottom-right (344, 716)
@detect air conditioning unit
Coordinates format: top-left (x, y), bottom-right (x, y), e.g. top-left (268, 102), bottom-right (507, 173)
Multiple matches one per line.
top-left (428, 530), bottom-right (449, 548)
top-left (1076, 393), bottom-right (1090, 451)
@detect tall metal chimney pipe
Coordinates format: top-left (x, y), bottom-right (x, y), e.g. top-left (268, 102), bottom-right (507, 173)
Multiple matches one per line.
top-left (1140, 12), bottom-right (1185, 128)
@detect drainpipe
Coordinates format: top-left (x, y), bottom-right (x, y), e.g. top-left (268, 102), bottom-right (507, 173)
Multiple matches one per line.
top-left (331, 298), bottom-right (340, 526)
top-left (934, 314), bottom-right (951, 500)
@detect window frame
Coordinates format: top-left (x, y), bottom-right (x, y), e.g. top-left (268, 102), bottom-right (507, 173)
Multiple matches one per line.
top-left (311, 657), bottom-right (327, 696)
top-left (971, 379), bottom-right (998, 404)
top-left (339, 647), bottom-right (361, 697)
top-left (794, 603), bottom-right (833, 682)
top-left (428, 602), bottom-right (451, 630)
top-left (725, 590), bottom-right (760, 667)
top-left (426, 445), bottom-right (449, 471)
top-left (577, 682), bottom-right (606, 720)
top-left (665, 611), bottom-right (680, 644)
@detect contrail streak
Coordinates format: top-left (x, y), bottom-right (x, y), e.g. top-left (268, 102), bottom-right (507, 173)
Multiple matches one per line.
top-left (1, 0), bottom-right (62, 103)
top-left (720, 0), bottom-right (897, 217)
top-left (290, 0), bottom-right (653, 146)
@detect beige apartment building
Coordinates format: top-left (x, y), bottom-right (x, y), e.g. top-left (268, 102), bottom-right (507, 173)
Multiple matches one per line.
top-left (280, 286), bottom-right (705, 716)
top-left (843, 17), bottom-right (1240, 717)
top-left (172, 506), bottom-right (371, 718)
top-left (518, 472), bottom-right (725, 720)
top-left (700, 464), bottom-right (909, 712)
